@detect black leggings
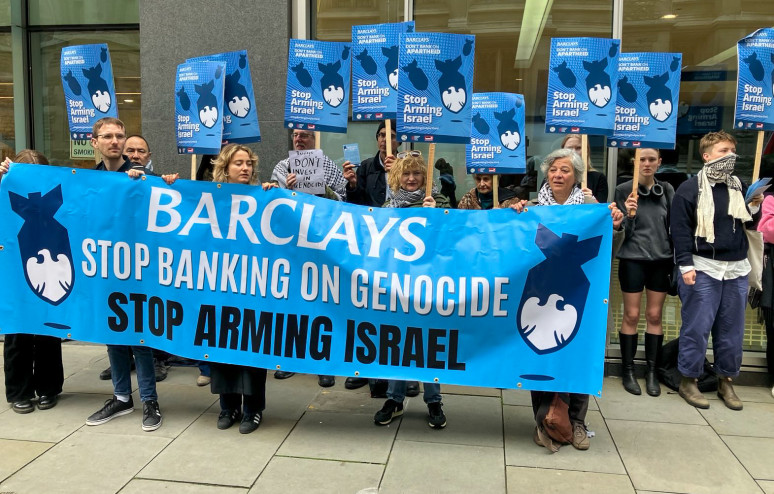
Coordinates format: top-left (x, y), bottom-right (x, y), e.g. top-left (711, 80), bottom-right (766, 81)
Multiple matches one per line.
top-left (4, 334), bottom-right (64, 402)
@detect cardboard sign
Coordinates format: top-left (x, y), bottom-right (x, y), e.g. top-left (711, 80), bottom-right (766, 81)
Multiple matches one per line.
top-left (289, 149), bottom-right (326, 195)
top-left (60, 44), bottom-right (118, 138)
top-left (175, 60), bottom-right (226, 155)
top-left (466, 92), bottom-right (526, 174)
top-left (735, 28), bottom-right (774, 131)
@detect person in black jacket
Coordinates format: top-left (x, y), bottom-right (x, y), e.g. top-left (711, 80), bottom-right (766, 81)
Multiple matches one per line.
top-left (343, 120), bottom-right (399, 207)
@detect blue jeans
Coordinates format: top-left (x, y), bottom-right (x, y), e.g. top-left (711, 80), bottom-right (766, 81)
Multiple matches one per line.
top-left (198, 362), bottom-right (211, 377)
top-left (386, 380), bottom-right (441, 404)
top-left (678, 271), bottom-right (746, 378)
top-left (107, 345), bottom-right (157, 402)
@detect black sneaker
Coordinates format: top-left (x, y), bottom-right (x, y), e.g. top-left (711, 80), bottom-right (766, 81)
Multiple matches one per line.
top-left (273, 371), bottom-right (295, 379)
top-left (86, 396), bottom-right (134, 425)
top-left (217, 409), bottom-right (241, 430)
top-left (427, 402), bottom-right (446, 429)
top-left (154, 360), bottom-right (168, 382)
top-left (374, 399), bottom-right (404, 425)
top-left (142, 400), bottom-right (162, 432)
top-left (239, 411), bottom-right (262, 434)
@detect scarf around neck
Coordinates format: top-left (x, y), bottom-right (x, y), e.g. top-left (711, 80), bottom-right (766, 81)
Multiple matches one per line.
top-left (384, 185), bottom-right (439, 208)
top-left (537, 182), bottom-right (585, 206)
top-left (695, 153), bottom-right (751, 243)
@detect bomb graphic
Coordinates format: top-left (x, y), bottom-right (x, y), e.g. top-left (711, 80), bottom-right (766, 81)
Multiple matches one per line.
top-left (583, 57), bottom-right (612, 108)
top-left (291, 62), bottom-right (313, 88)
top-left (342, 45), bottom-right (350, 61)
top-left (318, 60), bottom-right (345, 107)
top-left (644, 72), bottom-right (673, 122)
top-left (517, 224), bottom-right (601, 356)
top-left (435, 56), bottom-right (467, 113)
top-left (472, 112), bottom-right (490, 135)
top-left (177, 86), bottom-right (191, 111)
top-left (670, 55), bottom-right (680, 72)
top-left (82, 62), bottom-right (112, 113)
top-left (743, 52), bottom-right (764, 81)
top-left (64, 70), bottom-right (82, 96)
top-left (494, 108), bottom-right (520, 151)
top-left (402, 60), bottom-right (428, 91)
top-left (239, 53), bottom-right (247, 70)
top-left (225, 69), bottom-right (250, 118)
top-left (194, 79), bottom-right (219, 128)
top-left (552, 61), bottom-right (576, 89)
top-left (382, 45), bottom-right (399, 90)
top-left (100, 46), bottom-right (108, 63)
top-left (9, 185), bottom-right (75, 306)
top-left (617, 75), bottom-right (638, 103)
top-left (463, 38), bottom-right (473, 57)
top-left (355, 49), bottom-right (378, 75)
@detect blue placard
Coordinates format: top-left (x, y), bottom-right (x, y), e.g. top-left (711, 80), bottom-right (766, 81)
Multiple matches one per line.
top-left (465, 92), bottom-right (526, 174)
top-left (0, 163), bottom-right (614, 395)
top-left (175, 60), bottom-right (226, 155)
top-left (60, 44), bottom-right (118, 138)
top-left (735, 28), bottom-right (774, 131)
top-left (397, 32), bottom-right (476, 144)
top-left (545, 37), bottom-right (620, 137)
top-left (351, 21), bottom-right (415, 121)
top-left (284, 39), bottom-right (351, 134)
top-left (187, 51), bottom-right (261, 143)
top-left (608, 52), bottom-right (682, 149)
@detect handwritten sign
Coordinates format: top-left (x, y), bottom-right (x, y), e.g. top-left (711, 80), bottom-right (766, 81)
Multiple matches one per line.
top-left (289, 149), bottom-right (326, 195)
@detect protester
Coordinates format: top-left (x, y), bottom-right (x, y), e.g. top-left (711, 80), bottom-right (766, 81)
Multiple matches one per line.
top-left (435, 158), bottom-right (458, 208)
top-left (614, 148), bottom-right (674, 397)
top-left (671, 131), bottom-right (761, 411)
top-left (512, 148), bottom-right (623, 452)
top-left (757, 192), bottom-right (774, 398)
top-left (374, 150), bottom-right (450, 430)
top-left (457, 174), bottom-right (522, 210)
top-left (343, 119), bottom-right (398, 207)
top-left (562, 134), bottom-right (608, 203)
top-left (1, 150), bottom-right (65, 414)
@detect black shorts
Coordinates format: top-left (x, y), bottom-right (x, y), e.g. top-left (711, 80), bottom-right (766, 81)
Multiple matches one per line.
top-left (618, 258), bottom-right (672, 293)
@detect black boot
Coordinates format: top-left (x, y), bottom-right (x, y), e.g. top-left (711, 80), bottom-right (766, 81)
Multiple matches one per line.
top-left (644, 333), bottom-right (663, 397)
top-left (619, 333), bottom-right (641, 395)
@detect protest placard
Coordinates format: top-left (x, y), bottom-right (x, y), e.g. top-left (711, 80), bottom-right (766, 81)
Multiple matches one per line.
top-left (60, 44), bottom-right (118, 138)
top-left (288, 149), bottom-right (326, 195)
top-left (466, 93), bottom-right (526, 174)
top-left (175, 60), bottom-right (226, 155)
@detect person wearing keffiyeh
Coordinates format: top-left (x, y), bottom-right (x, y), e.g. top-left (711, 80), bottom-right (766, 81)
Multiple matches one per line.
top-left (670, 131), bottom-right (763, 412)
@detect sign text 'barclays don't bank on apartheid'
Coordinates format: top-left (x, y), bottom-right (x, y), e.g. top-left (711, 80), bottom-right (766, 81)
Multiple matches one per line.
top-left (0, 164), bottom-right (615, 395)
top-left (735, 28), bottom-right (774, 131)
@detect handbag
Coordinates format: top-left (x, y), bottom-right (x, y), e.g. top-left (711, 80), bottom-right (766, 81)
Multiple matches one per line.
top-left (746, 228), bottom-right (764, 291)
top-left (542, 393), bottom-right (573, 444)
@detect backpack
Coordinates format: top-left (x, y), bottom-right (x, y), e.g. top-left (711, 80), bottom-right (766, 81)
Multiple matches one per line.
top-left (656, 337), bottom-right (717, 392)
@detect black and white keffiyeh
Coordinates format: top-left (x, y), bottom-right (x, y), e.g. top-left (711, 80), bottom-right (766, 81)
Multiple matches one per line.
top-left (537, 182), bottom-right (585, 206)
top-left (696, 153), bottom-right (750, 242)
top-left (384, 185), bottom-right (439, 208)
top-left (271, 155), bottom-right (348, 199)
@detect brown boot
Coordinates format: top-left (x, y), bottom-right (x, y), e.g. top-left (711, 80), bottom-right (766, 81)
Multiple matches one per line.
top-left (678, 376), bottom-right (709, 409)
top-left (717, 377), bottom-right (743, 410)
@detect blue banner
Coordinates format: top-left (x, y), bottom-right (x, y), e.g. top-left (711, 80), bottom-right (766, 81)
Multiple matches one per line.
top-left (60, 44), bottom-right (119, 138)
top-left (608, 52), bottom-right (682, 149)
top-left (735, 28), bottom-right (774, 131)
top-left (545, 38), bottom-right (620, 137)
top-left (352, 22), bottom-right (415, 121)
top-left (284, 39), bottom-right (351, 134)
top-left (187, 51), bottom-right (261, 144)
top-left (0, 164), bottom-right (614, 395)
top-left (465, 93), bottom-right (526, 174)
top-left (397, 32), bottom-right (476, 144)
top-left (175, 60), bottom-right (226, 155)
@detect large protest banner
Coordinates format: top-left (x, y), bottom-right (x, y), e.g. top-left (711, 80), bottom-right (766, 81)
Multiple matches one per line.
top-left (187, 51), bottom-right (261, 143)
top-left (284, 39), bottom-right (351, 133)
top-left (466, 92), bottom-right (526, 174)
top-left (0, 164), bottom-right (614, 395)
top-left (397, 32), bottom-right (476, 144)
top-left (351, 21), bottom-right (415, 121)
top-left (175, 60), bottom-right (226, 155)
top-left (608, 52), bottom-right (682, 149)
top-left (60, 44), bottom-right (119, 139)
top-left (735, 28), bottom-right (774, 131)
top-left (545, 38), bottom-right (620, 137)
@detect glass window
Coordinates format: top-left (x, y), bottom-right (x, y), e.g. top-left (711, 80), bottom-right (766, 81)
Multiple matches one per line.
top-left (28, 0), bottom-right (139, 25)
top-left (29, 31), bottom-right (140, 167)
top-left (0, 32), bottom-right (13, 160)
top-left (0, 0), bottom-right (10, 26)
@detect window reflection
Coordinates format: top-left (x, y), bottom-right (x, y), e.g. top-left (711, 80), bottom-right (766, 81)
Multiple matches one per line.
top-left (0, 32), bottom-right (13, 160)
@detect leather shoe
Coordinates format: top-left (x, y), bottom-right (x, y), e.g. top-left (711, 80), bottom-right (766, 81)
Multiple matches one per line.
top-left (318, 375), bottom-right (335, 387)
top-left (717, 377), bottom-right (743, 410)
top-left (406, 381), bottom-right (420, 397)
top-left (678, 376), bottom-right (709, 409)
top-left (12, 400), bottom-right (34, 414)
top-left (37, 395), bottom-right (58, 410)
top-left (345, 377), bottom-right (369, 390)
top-left (273, 371), bottom-right (296, 379)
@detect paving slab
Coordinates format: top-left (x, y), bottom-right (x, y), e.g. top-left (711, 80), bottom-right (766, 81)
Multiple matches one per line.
top-left (250, 456), bottom-right (383, 494)
top-left (379, 439), bottom-right (505, 493)
top-left (396, 394), bottom-right (503, 448)
top-left (706, 384), bottom-right (774, 405)
top-left (503, 406), bottom-right (626, 474)
top-left (120, 478), bottom-right (248, 493)
top-left (60, 342), bottom-right (110, 378)
top-left (442, 384), bottom-right (502, 397)
top-left (699, 401), bottom-right (774, 438)
top-left (264, 372), bottom-right (325, 420)
top-left (307, 387), bottom-right (376, 415)
top-left (503, 388), bottom-right (600, 411)
top-left (0, 438), bottom-right (52, 483)
top-left (608, 419), bottom-right (761, 493)
top-left (721, 435), bottom-right (774, 480)
top-left (759, 480), bottom-right (774, 493)
top-left (278, 410), bottom-right (397, 463)
top-left (139, 411), bottom-right (294, 487)
top-left (0, 430), bottom-right (170, 494)
top-left (63, 363), bottom-right (130, 396)
top-left (596, 380), bottom-right (707, 425)
top-left (506, 466), bottom-right (635, 493)
top-left (0, 392), bottom-right (106, 442)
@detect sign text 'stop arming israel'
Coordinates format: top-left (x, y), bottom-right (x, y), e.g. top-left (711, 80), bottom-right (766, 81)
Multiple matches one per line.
top-left (351, 21), bottom-right (415, 120)
top-left (545, 38), bottom-right (620, 137)
top-left (60, 44), bottom-right (118, 138)
top-left (175, 60), bottom-right (226, 155)
top-left (735, 28), bottom-right (774, 131)
top-left (284, 39), bottom-right (351, 134)
top-left (608, 52), bottom-right (682, 149)
top-left (466, 93), bottom-right (526, 174)
top-left (397, 32), bottom-right (475, 144)
top-left (186, 51), bottom-right (261, 143)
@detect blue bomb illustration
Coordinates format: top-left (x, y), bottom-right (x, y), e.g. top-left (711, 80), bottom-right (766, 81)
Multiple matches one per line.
top-left (342, 45), bottom-right (350, 60)
top-left (63, 70), bottom-right (82, 96)
top-left (177, 86), bottom-right (191, 111)
top-left (494, 107), bottom-right (521, 150)
top-left (617, 76), bottom-right (637, 103)
top-left (100, 46), bottom-right (107, 63)
top-left (225, 69), bottom-right (250, 118)
top-left (670, 56), bottom-right (680, 72)
top-left (194, 80), bottom-right (219, 128)
top-left (291, 62), bottom-right (313, 88)
top-left (239, 52), bottom-right (247, 69)
top-left (402, 60), bottom-right (429, 90)
top-left (82, 62), bottom-right (112, 113)
top-left (552, 61), bottom-right (577, 88)
top-left (435, 56), bottom-right (468, 113)
top-left (472, 112), bottom-right (490, 134)
top-left (319, 61), bottom-right (345, 107)
top-left (383, 45), bottom-right (399, 90)
top-left (517, 225), bottom-right (601, 356)
top-left (583, 57), bottom-right (613, 108)
top-left (463, 38), bottom-right (473, 56)
top-left (644, 72), bottom-right (673, 122)
top-left (743, 52), bottom-right (765, 81)
top-left (356, 49), bottom-right (378, 75)
top-left (9, 185), bottom-right (75, 306)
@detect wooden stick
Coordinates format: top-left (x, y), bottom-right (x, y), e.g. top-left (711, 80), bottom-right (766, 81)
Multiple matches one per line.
top-left (425, 143), bottom-right (435, 198)
top-left (581, 134), bottom-right (589, 189)
top-left (314, 131), bottom-right (321, 150)
top-left (385, 119), bottom-right (392, 158)
top-left (629, 148), bottom-right (641, 217)
top-left (752, 130), bottom-right (764, 183)
top-left (191, 154), bottom-right (197, 180)
top-left (493, 175), bottom-right (499, 208)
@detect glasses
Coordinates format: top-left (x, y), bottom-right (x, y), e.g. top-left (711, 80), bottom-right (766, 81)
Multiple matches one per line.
top-left (397, 150), bottom-right (422, 159)
top-left (97, 133), bottom-right (126, 141)
top-left (292, 132), bottom-right (314, 140)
